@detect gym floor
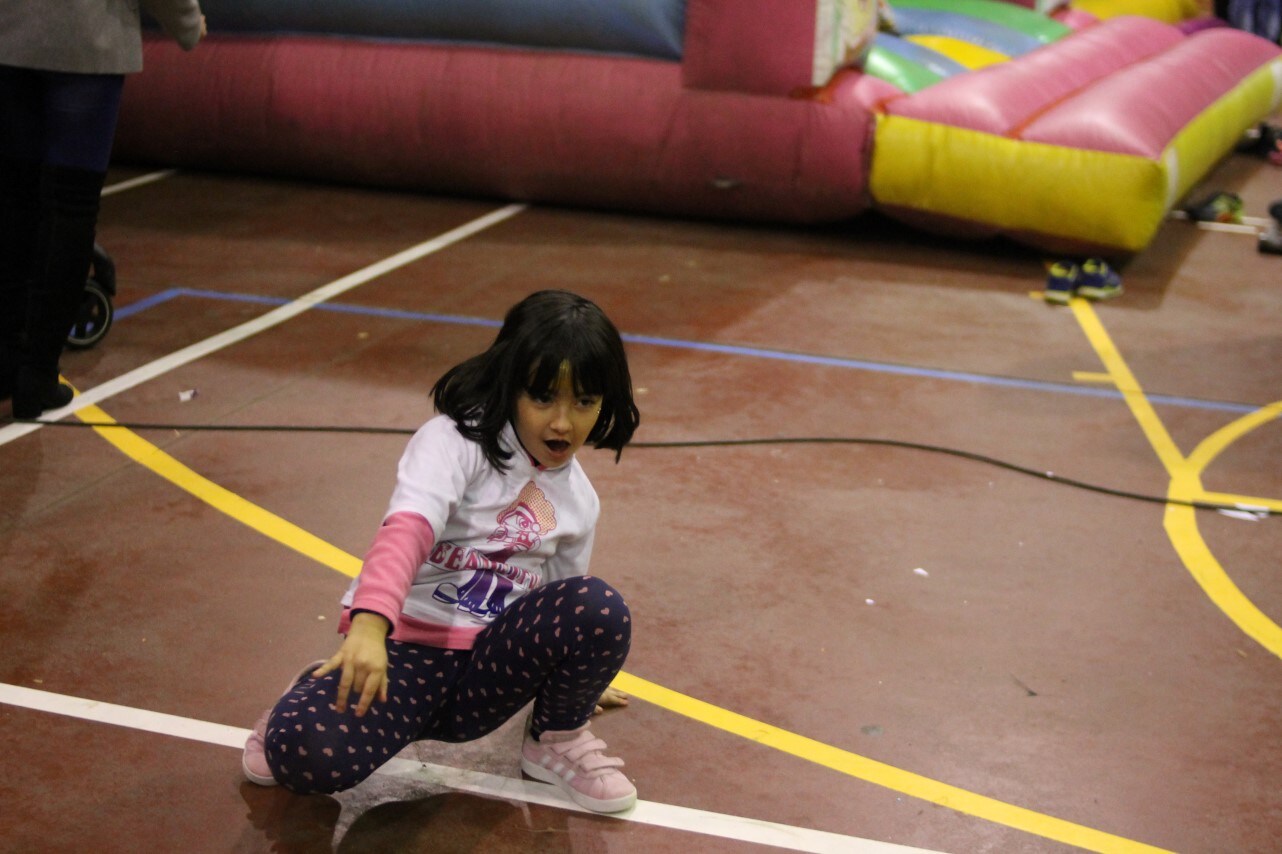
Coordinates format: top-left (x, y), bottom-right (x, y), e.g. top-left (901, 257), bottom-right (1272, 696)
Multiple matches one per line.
top-left (1, 127), bottom-right (1279, 853)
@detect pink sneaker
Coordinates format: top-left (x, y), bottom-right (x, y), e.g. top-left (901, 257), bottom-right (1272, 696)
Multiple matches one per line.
top-left (241, 708), bottom-right (277, 785)
top-left (241, 660), bottom-right (326, 786)
top-left (520, 726), bottom-right (637, 813)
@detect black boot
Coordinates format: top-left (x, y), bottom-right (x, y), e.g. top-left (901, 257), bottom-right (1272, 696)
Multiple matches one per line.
top-left (12, 164), bottom-right (105, 419)
top-left (0, 156), bottom-right (41, 402)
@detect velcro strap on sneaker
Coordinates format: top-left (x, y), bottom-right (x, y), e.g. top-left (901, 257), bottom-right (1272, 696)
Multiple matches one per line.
top-left (559, 734), bottom-right (626, 776)
top-left (577, 753), bottom-right (625, 776)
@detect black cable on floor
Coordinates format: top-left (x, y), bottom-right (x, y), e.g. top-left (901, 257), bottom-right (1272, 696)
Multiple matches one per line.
top-left (628, 436), bottom-right (1277, 516)
top-left (13, 417), bottom-right (1278, 518)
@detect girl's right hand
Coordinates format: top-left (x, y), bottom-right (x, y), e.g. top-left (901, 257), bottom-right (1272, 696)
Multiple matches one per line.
top-left (314, 612), bottom-right (391, 717)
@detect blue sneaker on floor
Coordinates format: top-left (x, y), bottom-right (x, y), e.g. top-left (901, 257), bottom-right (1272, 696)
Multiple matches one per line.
top-left (1044, 261), bottom-right (1079, 305)
top-left (1075, 258), bottom-right (1123, 300)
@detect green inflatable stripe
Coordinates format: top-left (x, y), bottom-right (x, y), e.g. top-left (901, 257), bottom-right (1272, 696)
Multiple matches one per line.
top-left (888, 0), bottom-right (1071, 43)
top-left (863, 45), bottom-right (944, 93)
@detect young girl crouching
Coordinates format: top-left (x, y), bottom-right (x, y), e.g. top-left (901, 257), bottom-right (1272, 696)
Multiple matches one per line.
top-left (242, 289), bottom-right (642, 813)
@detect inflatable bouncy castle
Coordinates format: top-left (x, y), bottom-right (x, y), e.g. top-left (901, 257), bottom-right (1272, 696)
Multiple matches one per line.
top-left (116, 0), bottom-right (1282, 256)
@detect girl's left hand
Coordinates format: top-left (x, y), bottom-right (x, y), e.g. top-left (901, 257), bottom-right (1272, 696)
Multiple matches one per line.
top-left (594, 685), bottom-right (630, 715)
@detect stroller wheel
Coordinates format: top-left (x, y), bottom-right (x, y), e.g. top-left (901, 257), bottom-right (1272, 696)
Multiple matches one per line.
top-left (90, 242), bottom-right (117, 296)
top-left (67, 279), bottom-right (114, 350)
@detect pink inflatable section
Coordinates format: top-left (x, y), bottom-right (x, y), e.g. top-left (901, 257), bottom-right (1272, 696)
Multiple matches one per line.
top-left (884, 17), bottom-right (1186, 135)
top-left (120, 0), bottom-right (879, 225)
top-left (115, 0), bottom-right (1282, 255)
top-left (1021, 27), bottom-right (1280, 156)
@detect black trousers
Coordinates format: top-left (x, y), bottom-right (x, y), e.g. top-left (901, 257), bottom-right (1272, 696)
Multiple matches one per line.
top-left (264, 576), bottom-right (632, 794)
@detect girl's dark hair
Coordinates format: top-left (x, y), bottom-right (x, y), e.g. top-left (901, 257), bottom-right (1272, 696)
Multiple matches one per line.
top-left (432, 290), bottom-right (641, 470)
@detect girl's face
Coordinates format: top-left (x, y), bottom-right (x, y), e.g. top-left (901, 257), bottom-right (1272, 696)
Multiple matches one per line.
top-left (514, 363), bottom-right (602, 469)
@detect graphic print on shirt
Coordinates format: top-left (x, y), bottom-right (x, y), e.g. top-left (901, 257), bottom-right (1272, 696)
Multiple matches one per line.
top-left (432, 481), bottom-right (558, 618)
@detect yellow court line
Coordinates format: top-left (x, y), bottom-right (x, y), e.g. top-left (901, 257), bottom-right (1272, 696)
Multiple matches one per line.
top-left (1184, 400), bottom-right (1282, 473)
top-left (613, 672), bottom-right (1170, 854)
top-left (1168, 401), bottom-right (1282, 657)
top-left (1067, 299), bottom-right (1282, 660)
top-left (75, 403), bottom-right (362, 578)
top-left (1164, 498), bottom-right (1282, 657)
top-left (1067, 300), bottom-right (1190, 475)
top-left (72, 402), bottom-right (1169, 853)
top-left (1192, 402), bottom-right (1282, 517)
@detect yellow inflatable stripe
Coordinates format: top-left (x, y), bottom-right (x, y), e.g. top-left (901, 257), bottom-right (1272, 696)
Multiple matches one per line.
top-left (1071, 0), bottom-right (1191, 23)
top-left (75, 403), bottom-right (363, 578)
top-left (613, 671), bottom-right (1173, 853)
top-left (904, 35), bottom-right (1009, 70)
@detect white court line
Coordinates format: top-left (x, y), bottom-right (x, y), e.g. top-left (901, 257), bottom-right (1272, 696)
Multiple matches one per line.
top-left (1191, 220), bottom-right (1267, 234)
top-left (0, 203), bottom-right (528, 448)
top-left (1168, 210), bottom-right (1271, 232)
top-left (0, 682), bottom-right (942, 854)
top-left (101, 169), bottom-right (178, 196)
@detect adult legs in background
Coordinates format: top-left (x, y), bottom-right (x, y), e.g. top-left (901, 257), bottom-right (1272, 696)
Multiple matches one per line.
top-left (0, 65), bottom-right (41, 400)
top-left (0, 66), bottom-right (123, 416)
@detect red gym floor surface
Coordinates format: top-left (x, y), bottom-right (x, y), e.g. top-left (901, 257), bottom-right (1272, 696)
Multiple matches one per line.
top-left (1, 132), bottom-right (1280, 853)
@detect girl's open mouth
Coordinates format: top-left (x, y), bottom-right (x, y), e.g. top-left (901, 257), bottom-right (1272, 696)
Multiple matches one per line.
top-left (545, 440), bottom-right (570, 454)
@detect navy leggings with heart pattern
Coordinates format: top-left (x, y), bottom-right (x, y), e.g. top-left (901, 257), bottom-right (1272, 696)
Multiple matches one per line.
top-left (262, 575), bottom-right (631, 794)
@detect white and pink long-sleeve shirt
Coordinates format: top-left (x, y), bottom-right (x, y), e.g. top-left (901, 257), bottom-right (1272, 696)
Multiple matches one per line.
top-left (339, 415), bottom-right (599, 650)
